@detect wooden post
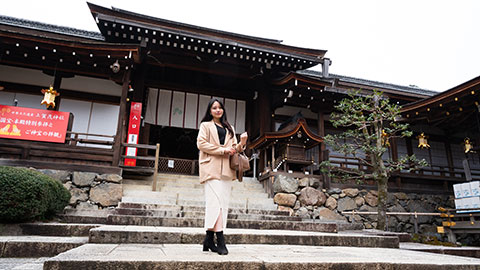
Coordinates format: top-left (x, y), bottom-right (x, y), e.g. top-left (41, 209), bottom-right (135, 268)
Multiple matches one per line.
top-left (152, 143), bottom-right (160, 191)
top-left (113, 70), bottom-right (131, 166)
top-left (271, 144), bottom-right (275, 170)
top-left (52, 75), bottom-right (62, 111)
top-left (445, 141), bottom-right (454, 178)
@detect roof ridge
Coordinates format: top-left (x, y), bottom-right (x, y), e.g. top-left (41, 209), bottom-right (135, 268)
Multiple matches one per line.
top-left (109, 6), bottom-right (283, 45)
top-left (0, 14), bottom-right (104, 41)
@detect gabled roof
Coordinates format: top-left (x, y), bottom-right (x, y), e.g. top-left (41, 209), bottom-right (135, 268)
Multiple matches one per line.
top-left (249, 118), bottom-right (322, 150)
top-left (87, 2), bottom-right (326, 70)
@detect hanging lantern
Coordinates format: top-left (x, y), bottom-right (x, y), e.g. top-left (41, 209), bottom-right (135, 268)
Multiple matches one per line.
top-left (382, 129), bottom-right (390, 147)
top-left (464, 138), bottom-right (474, 153)
top-left (40, 86), bottom-right (60, 109)
top-left (417, 132), bottom-right (430, 149)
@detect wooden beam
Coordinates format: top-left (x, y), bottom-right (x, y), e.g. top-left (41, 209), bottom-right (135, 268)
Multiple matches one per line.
top-left (113, 69), bottom-right (131, 166)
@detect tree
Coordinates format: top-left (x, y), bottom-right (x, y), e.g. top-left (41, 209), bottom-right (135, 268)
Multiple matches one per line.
top-left (322, 90), bottom-right (427, 230)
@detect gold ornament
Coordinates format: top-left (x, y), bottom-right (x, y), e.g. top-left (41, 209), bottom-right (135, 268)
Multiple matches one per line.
top-left (40, 86), bottom-right (60, 109)
top-left (464, 138), bottom-right (474, 154)
top-left (382, 129), bottom-right (390, 147)
top-left (417, 132), bottom-right (430, 149)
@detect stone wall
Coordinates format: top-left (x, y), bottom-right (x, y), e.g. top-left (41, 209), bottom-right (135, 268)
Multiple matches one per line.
top-left (37, 169), bottom-right (123, 210)
top-left (272, 174), bottom-right (455, 237)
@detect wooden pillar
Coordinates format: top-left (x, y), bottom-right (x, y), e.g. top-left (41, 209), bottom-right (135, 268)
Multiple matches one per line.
top-left (257, 87), bottom-right (272, 136)
top-left (113, 69), bottom-right (131, 167)
top-left (271, 144), bottom-right (275, 170)
top-left (317, 111), bottom-right (326, 162)
top-left (49, 75), bottom-right (62, 111)
top-left (445, 140), bottom-right (454, 178)
top-left (390, 137), bottom-right (398, 162)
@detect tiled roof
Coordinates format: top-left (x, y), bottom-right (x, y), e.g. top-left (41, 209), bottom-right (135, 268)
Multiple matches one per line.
top-left (298, 70), bottom-right (438, 97)
top-left (0, 14), bottom-right (104, 41)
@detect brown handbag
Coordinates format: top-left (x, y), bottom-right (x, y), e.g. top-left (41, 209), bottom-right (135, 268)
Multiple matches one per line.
top-left (230, 151), bottom-right (250, 182)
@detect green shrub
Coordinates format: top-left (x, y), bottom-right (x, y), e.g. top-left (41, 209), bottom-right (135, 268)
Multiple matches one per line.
top-left (0, 166), bottom-right (71, 222)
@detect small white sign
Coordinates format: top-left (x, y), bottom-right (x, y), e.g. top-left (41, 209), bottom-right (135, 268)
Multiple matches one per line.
top-left (305, 172), bottom-right (310, 175)
top-left (168, 160), bottom-right (174, 168)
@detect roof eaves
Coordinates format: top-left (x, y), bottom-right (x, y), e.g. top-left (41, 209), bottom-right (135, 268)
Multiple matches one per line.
top-left (298, 70), bottom-right (438, 97)
top-left (0, 14), bottom-right (105, 41)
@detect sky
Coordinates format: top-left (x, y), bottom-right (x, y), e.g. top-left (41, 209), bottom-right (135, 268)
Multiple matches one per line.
top-left (2, 0), bottom-right (480, 92)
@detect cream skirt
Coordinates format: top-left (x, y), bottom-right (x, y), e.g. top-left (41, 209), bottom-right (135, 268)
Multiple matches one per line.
top-left (204, 179), bottom-right (232, 230)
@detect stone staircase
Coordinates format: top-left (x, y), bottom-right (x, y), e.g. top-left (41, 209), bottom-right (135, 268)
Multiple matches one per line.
top-left (4, 173), bottom-right (480, 269)
top-left (113, 173), bottom-right (359, 232)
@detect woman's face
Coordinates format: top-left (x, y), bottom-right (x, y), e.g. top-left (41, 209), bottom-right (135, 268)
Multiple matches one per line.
top-left (210, 101), bottom-right (224, 120)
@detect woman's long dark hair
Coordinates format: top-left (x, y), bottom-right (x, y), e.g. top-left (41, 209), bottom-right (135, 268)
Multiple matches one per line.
top-left (201, 98), bottom-right (234, 137)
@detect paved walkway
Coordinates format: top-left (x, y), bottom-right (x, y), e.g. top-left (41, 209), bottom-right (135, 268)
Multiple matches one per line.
top-left (42, 244), bottom-right (480, 269)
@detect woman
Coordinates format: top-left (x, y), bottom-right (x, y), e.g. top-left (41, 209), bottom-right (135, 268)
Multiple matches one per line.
top-left (197, 98), bottom-right (247, 255)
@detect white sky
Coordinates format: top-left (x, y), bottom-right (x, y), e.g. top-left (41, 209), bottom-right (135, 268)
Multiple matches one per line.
top-left (2, 0), bottom-right (480, 92)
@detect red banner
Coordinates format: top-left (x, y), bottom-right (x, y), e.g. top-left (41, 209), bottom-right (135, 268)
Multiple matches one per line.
top-left (124, 102), bottom-right (142, 166)
top-left (0, 105), bottom-right (69, 143)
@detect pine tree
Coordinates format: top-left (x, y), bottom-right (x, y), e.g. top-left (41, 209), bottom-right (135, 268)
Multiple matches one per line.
top-left (322, 91), bottom-right (427, 230)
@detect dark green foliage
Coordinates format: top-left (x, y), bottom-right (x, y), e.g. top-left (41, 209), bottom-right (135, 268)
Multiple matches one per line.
top-left (0, 166), bottom-right (71, 222)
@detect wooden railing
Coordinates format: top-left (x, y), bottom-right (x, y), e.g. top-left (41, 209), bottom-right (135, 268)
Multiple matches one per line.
top-left (120, 142), bottom-right (160, 191)
top-left (65, 131), bottom-right (115, 147)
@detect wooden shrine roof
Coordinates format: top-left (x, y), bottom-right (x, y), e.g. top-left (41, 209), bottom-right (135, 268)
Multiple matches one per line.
top-left (0, 15), bottom-right (140, 80)
top-left (249, 118), bottom-right (322, 150)
top-left (400, 75), bottom-right (480, 135)
top-left (87, 3), bottom-right (326, 72)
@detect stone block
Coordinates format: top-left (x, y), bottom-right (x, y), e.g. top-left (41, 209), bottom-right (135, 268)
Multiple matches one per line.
top-left (295, 207), bottom-right (310, 218)
top-left (313, 207), bottom-right (346, 221)
top-left (38, 169), bottom-right (71, 183)
top-left (97, 174), bottom-right (123, 183)
top-left (298, 177), bottom-right (310, 187)
top-left (364, 192), bottom-right (378, 207)
top-left (325, 197), bottom-right (337, 210)
top-left (273, 193), bottom-right (297, 207)
top-left (355, 197), bottom-right (365, 207)
top-left (343, 188), bottom-right (359, 197)
top-left (273, 174), bottom-right (298, 193)
top-left (337, 197), bottom-right (356, 212)
top-left (298, 187), bottom-right (326, 206)
top-left (69, 187), bottom-right (89, 205)
top-left (90, 183), bottom-right (123, 207)
top-left (73, 172), bottom-right (97, 187)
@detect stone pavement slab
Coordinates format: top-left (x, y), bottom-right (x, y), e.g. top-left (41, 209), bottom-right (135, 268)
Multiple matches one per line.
top-left (44, 243), bottom-right (480, 270)
top-left (0, 236), bottom-right (88, 257)
top-left (0, 257), bottom-right (47, 270)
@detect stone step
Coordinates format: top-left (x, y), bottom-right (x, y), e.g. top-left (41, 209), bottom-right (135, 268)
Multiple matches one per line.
top-left (120, 196), bottom-right (278, 210)
top-left (118, 202), bottom-right (290, 216)
top-left (113, 208), bottom-right (302, 221)
top-left (43, 243), bottom-right (480, 270)
top-left (106, 215), bottom-right (338, 233)
top-left (0, 236), bottom-right (87, 257)
top-left (123, 189), bottom-right (269, 199)
top-left (89, 226), bottom-right (398, 248)
top-left (20, 223), bottom-right (101, 237)
top-left (400, 242), bottom-right (480, 259)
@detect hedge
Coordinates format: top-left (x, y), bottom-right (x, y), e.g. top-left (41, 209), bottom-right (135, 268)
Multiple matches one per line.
top-left (0, 166), bottom-right (71, 222)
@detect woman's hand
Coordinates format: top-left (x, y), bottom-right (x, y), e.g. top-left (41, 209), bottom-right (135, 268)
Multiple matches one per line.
top-left (224, 147), bottom-right (236, 156)
top-left (240, 132), bottom-right (248, 147)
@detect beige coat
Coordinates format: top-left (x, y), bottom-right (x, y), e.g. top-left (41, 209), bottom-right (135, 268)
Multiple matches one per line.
top-left (197, 120), bottom-right (244, 183)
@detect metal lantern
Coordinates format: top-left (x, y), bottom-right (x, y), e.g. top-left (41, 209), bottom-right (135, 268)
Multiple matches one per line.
top-left (417, 132), bottom-right (430, 149)
top-left (382, 129), bottom-right (390, 147)
top-left (464, 138), bottom-right (474, 153)
top-left (40, 86), bottom-right (60, 109)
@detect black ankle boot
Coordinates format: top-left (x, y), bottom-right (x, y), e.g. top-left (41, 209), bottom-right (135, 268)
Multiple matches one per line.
top-left (216, 231), bottom-right (228, 255)
top-left (203, 231), bottom-right (218, 252)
